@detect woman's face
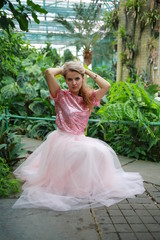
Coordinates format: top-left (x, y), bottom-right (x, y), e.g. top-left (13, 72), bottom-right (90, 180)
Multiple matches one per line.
top-left (65, 70), bottom-right (84, 95)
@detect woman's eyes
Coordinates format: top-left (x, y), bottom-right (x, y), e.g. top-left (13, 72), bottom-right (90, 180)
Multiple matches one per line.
top-left (67, 78), bottom-right (80, 81)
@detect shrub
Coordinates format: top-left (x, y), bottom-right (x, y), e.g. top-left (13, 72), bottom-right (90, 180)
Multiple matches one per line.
top-left (90, 80), bottom-right (160, 162)
top-left (0, 121), bottom-right (26, 166)
top-left (0, 158), bottom-right (21, 197)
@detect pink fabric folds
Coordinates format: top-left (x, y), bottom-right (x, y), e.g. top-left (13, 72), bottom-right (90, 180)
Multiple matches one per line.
top-left (12, 130), bottom-right (145, 211)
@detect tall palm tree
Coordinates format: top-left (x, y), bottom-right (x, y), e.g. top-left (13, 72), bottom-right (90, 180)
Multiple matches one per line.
top-left (53, 0), bottom-right (105, 66)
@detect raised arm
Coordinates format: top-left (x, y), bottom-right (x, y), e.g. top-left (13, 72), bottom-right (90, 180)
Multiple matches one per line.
top-left (45, 68), bottom-right (62, 98)
top-left (85, 69), bottom-right (111, 100)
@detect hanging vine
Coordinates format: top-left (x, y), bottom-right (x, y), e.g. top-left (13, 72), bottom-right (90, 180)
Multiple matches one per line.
top-left (120, 0), bottom-right (160, 81)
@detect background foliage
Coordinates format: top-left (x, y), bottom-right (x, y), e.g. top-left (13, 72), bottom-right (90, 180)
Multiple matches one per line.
top-left (0, 0), bottom-right (47, 32)
top-left (1, 0), bottom-right (160, 199)
top-left (0, 29), bottom-right (160, 175)
top-left (0, 157), bottom-right (21, 197)
top-left (96, 80), bottom-right (160, 162)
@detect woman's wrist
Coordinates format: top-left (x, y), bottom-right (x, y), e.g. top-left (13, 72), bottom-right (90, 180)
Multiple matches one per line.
top-left (52, 67), bottom-right (63, 75)
top-left (85, 69), bottom-right (97, 81)
top-left (45, 67), bottom-right (62, 78)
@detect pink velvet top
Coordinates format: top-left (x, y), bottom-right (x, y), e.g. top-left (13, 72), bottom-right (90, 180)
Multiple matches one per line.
top-left (50, 88), bottom-right (101, 135)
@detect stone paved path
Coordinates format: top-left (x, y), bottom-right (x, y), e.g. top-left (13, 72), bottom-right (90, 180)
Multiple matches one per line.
top-left (92, 182), bottom-right (160, 240)
top-left (0, 137), bottom-right (160, 240)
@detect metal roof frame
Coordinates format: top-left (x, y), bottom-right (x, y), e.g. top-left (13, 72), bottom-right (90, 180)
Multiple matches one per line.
top-left (12, 0), bottom-right (119, 45)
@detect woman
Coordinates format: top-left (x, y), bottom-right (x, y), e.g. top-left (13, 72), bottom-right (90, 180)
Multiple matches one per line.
top-left (12, 61), bottom-right (145, 211)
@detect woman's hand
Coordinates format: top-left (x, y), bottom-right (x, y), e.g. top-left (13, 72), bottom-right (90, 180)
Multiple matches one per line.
top-left (85, 69), bottom-right (111, 100)
top-left (45, 68), bottom-right (62, 98)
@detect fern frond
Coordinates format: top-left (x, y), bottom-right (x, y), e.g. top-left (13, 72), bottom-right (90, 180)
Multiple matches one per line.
top-left (124, 101), bottom-right (136, 120)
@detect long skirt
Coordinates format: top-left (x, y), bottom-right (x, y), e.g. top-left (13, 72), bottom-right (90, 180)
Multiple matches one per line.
top-left (12, 130), bottom-right (145, 211)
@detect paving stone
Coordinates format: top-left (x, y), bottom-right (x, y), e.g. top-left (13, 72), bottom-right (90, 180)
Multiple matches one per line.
top-left (151, 232), bottom-right (160, 240)
top-left (114, 224), bottom-right (132, 233)
top-left (136, 194), bottom-right (147, 198)
top-left (151, 193), bottom-right (160, 197)
top-left (130, 204), bottom-right (145, 210)
top-left (135, 198), bottom-right (153, 204)
top-left (155, 186), bottom-right (160, 191)
top-left (134, 209), bottom-right (150, 216)
top-left (153, 216), bottom-right (160, 223)
top-left (139, 216), bottom-right (157, 224)
top-left (147, 209), bottom-right (160, 216)
top-left (144, 224), bottom-right (160, 232)
top-left (94, 206), bottom-right (106, 212)
top-left (93, 207), bottom-right (112, 224)
top-left (154, 197), bottom-right (160, 204)
top-left (118, 204), bottom-right (133, 210)
top-left (130, 224), bottom-right (148, 233)
top-left (128, 198), bottom-right (141, 204)
top-left (95, 215), bottom-right (112, 224)
top-left (107, 205), bottom-right (119, 210)
top-left (101, 224), bottom-right (116, 233)
top-left (107, 209), bottom-right (123, 216)
top-left (101, 232), bottom-right (119, 240)
top-left (111, 216), bottom-right (127, 224)
top-left (121, 210), bottom-right (137, 216)
top-left (143, 204), bottom-right (158, 209)
top-left (125, 216), bottom-right (142, 224)
top-left (119, 232), bottom-right (137, 240)
top-left (135, 232), bottom-right (155, 240)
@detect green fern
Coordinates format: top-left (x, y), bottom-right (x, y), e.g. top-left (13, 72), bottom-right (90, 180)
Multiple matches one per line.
top-left (124, 101), bottom-right (135, 120)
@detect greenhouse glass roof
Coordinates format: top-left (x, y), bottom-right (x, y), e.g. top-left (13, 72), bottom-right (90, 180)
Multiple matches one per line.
top-left (12, 0), bottom-right (118, 46)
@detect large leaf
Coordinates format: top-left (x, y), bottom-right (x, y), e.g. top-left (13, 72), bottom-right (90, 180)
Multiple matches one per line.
top-left (22, 82), bottom-right (38, 100)
top-left (40, 89), bottom-right (49, 99)
top-left (22, 58), bottom-right (33, 67)
top-left (29, 101), bottom-right (48, 115)
top-left (0, 0), bottom-right (7, 9)
top-left (25, 64), bottom-right (41, 76)
top-left (27, 0), bottom-right (48, 14)
top-left (1, 76), bottom-right (15, 86)
top-left (1, 83), bottom-right (19, 100)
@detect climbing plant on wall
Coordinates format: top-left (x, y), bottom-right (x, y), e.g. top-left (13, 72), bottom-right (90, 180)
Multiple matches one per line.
top-left (120, 0), bottom-right (160, 82)
top-left (104, 0), bottom-right (160, 82)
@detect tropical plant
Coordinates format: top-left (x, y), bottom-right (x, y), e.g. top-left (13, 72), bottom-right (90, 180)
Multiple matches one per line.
top-left (0, 32), bottom-right (54, 117)
top-left (53, 0), bottom-right (104, 66)
top-left (0, 157), bottom-right (21, 197)
top-left (123, 0), bottom-right (147, 15)
top-left (0, 120), bottom-right (26, 166)
top-left (103, 8), bottom-right (119, 31)
top-left (0, 0), bottom-right (47, 32)
top-left (117, 0), bottom-right (160, 82)
top-left (26, 120), bottom-right (56, 140)
top-left (0, 30), bottom-right (33, 79)
top-left (93, 65), bottom-right (116, 82)
top-left (40, 42), bottom-right (61, 66)
top-left (96, 80), bottom-right (160, 162)
top-left (140, 8), bottom-right (160, 31)
top-left (62, 49), bottom-right (74, 63)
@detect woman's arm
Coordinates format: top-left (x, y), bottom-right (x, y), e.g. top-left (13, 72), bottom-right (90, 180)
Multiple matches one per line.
top-left (45, 68), bottom-right (62, 98)
top-left (85, 69), bottom-right (111, 100)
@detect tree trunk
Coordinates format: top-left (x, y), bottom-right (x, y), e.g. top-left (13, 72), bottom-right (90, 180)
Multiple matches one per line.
top-left (83, 49), bottom-right (93, 66)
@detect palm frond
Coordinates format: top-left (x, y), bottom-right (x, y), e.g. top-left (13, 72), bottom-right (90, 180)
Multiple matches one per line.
top-left (54, 15), bottom-right (75, 34)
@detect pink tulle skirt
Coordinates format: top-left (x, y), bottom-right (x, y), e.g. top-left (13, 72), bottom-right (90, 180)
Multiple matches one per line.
top-left (12, 130), bottom-right (145, 211)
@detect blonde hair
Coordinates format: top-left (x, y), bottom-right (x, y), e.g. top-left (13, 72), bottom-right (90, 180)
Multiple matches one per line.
top-left (62, 60), bottom-right (85, 77)
top-left (62, 60), bottom-right (94, 111)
